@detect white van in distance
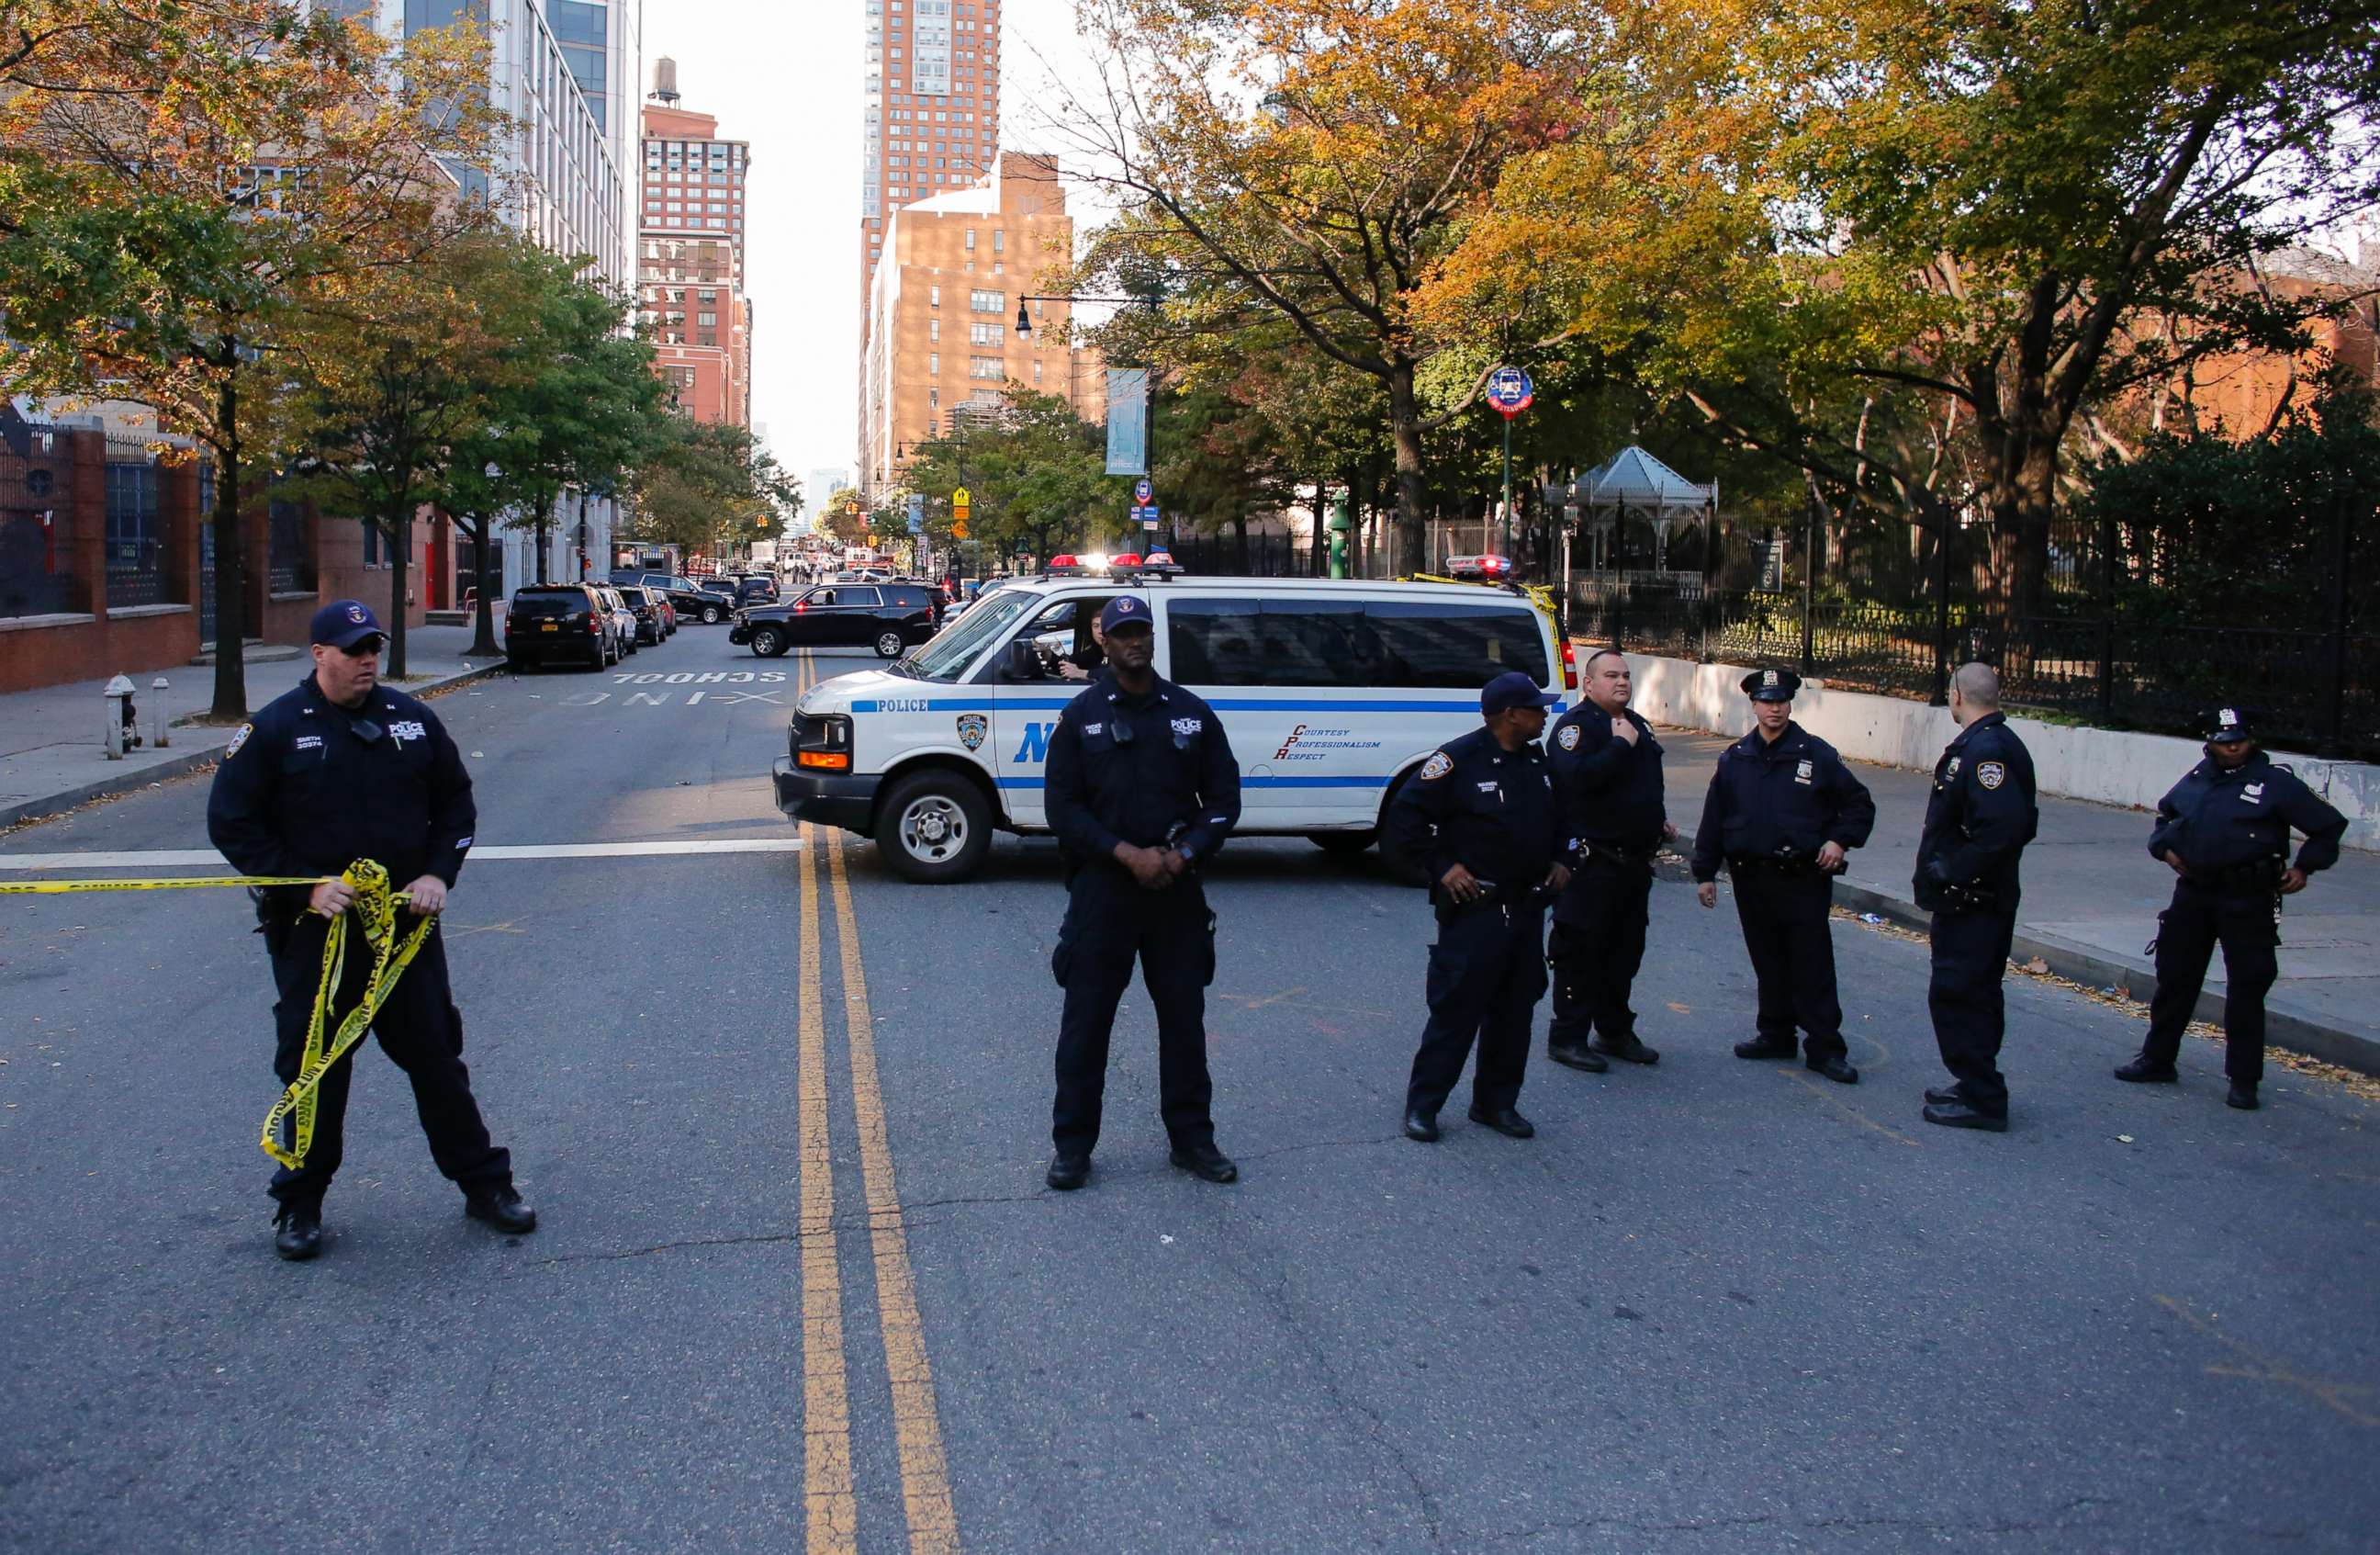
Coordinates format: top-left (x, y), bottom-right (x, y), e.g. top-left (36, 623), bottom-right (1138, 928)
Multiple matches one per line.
top-left (773, 575), bottom-right (1575, 881)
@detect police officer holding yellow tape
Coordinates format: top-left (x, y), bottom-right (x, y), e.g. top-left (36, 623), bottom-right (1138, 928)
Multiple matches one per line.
top-left (207, 601), bottom-right (532, 1260)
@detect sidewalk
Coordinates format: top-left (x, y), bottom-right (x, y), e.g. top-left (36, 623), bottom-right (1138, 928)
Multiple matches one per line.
top-left (0, 625), bottom-right (505, 829)
top-left (1660, 730), bottom-right (2380, 1076)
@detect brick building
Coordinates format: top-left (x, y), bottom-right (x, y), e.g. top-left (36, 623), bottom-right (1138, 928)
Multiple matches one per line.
top-left (639, 61), bottom-right (754, 427)
top-left (859, 0), bottom-right (1003, 333)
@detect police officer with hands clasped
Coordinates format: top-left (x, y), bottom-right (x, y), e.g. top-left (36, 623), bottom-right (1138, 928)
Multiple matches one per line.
top-left (2115, 705), bottom-right (2346, 1110)
top-left (1042, 593), bottom-right (1242, 1191)
top-left (1388, 670), bottom-right (1575, 1144)
top-left (1545, 648), bottom-right (1675, 1073)
top-left (207, 601), bottom-right (533, 1260)
top-left (1915, 663), bottom-right (2038, 1132)
top-left (1690, 668), bottom-right (1876, 1083)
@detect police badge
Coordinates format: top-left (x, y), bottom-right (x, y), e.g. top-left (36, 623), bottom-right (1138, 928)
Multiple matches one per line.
top-left (1556, 724), bottom-right (1581, 750)
top-left (1977, 761), bottom-right (2005, 790)
top-left (956, 713), bottom-right (987, 751)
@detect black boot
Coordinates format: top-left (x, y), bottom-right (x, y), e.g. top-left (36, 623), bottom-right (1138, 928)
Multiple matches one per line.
top-left (1466, 1105), bottom-right (1535, 1139)
top-left (465, 1186), bottom-right (537, 1234)
top-left (1922, 1098), bottom-right (2008, 1132)
top-left (274, 1202), bottom-right (322, 1261)
top-left (1595, 1035), bottom-right (1660, 1066)
top-left (1806, 1054), bottom-right (1859, 1085)
top-left (1046, 1153), bottom-right (1091, 1190)
top-left (1734, 1036), bottom-right (1797, 1060)
top-left (1545, 1041), bottom-right (1608, 1073)
top-left (2114, 1054), bottom-right (2180, 1084)
top-left (1169, 1143), bottom-right (1238, 1182)
top-left (2226, 1081), bottom-right (2260, 1111)
top-left (1402, 1109), bottom-right (1442, 1143)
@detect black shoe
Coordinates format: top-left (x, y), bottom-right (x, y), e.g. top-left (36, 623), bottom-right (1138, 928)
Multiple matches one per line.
top-left (1924, 1084), bottom-right (1965, 1106)
top-left (1466, 1106), bottom-right (1536, 1139)
top-left (273, 1203), bottom-right (322, 1262)
top-left (2114, 1055), bottom-right (2180, 1084)
top-left (1806, 1054), bottom-right (1859, 1085)
top-left (1596, 1035), bottom-right (1660, 1066)
top-left (1922, 1099), bottom-right (2008, 1132)
top-left (1046, 1153), bottom-right (1091, 1190)
top-left (1169, 1143), bottom-right (1238, 1183)
top-left (1734, 1037), bottom-right (1798, 1060)
top-left (1546, 1041), bottom-right (1609, 1074)
top-left (2226, 1082), bottom-right (2260, 1111)
top-left (1402, 1109), bottom-right (1442, 1143)
top-left (465, 1187), bottom-right (537, 1234)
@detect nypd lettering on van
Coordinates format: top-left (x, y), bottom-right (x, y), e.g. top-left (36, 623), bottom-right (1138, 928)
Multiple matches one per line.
top-left (772, 576), bottom-right (1570, 882)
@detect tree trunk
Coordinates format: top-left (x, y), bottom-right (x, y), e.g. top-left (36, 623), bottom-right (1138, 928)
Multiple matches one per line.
top-left (387, 511), bottom-right (410, 680)
top-left (534, 504), bottom-right (549, 585)
top-left (208, 375), bottom-right (246, 720)
top-left (467, 516), bottom-right (500, 658)
top-left (1386, 362), bottom-right (1430, 576)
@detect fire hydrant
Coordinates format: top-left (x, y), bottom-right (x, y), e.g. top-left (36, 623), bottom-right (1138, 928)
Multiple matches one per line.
top-left (103, 674), bottom-right (140, 760)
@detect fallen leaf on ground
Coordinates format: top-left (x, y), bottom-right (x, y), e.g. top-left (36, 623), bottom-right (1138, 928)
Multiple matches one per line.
top-left (1667, 1002), bottom-right (1691, 1014)
top-left (2023, 957), bottom-right (2049, 974)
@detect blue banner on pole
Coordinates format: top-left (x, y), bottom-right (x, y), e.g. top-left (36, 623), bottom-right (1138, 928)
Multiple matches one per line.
top-left (906, 493), bottom-right (925, 535)
top-left (1105, 368), bottom-right (1150, 477)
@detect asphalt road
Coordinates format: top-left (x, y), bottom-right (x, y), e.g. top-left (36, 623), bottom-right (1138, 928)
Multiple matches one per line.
top-left (2, 626), bottom-right (2374, 1553)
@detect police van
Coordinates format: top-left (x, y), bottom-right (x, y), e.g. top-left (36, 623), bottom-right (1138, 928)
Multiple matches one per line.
top-left (772, 573), bottom-right (1575, 882)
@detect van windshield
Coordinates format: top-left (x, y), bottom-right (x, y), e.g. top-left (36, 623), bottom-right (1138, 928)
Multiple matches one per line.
top-left (897, 591), bottom-right (1038, 681)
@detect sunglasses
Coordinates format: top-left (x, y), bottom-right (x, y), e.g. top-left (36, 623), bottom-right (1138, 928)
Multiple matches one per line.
top-left (331, 637), bottom-right (386, 659)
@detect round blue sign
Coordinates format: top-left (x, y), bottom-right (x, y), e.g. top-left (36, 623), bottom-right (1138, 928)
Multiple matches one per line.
top-left (1133, 478), bottom-right (1154, 504)
top-left (1486, 366), bottom-right (1533, 417)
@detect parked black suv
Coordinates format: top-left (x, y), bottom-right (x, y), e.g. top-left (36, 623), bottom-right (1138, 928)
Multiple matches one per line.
top-left (730, 580), bottom-right (938, 659)
top-left (504, 583), bottom-right (613, 670)
top-left (610, 569), bottom-right (722, 624)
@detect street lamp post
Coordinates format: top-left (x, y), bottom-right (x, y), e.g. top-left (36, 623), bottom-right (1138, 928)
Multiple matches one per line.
top-left (1017, 289), bottom-right (1165, 550)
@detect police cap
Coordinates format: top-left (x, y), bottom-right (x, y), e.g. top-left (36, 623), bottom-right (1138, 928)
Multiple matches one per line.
top-left (310, 599), bottom-right (387, 650)
top-left (1097, 594), bottom-right (1153, 635)
top-left (2201, 705), bottom-right (2259, 743)
top-left (1481, 670), bottom-right (1560, 716)
top-left (1740, 667), bottom-right (1801, 702)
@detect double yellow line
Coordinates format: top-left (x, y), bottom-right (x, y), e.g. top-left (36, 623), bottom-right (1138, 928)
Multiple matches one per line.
top-left (790, 650), bottom-right (960, 1555)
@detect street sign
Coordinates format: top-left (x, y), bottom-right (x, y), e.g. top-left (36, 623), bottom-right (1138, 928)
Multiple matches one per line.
top-left (1142, 517), bottom-right (1160, 531)
top-left (1486, 365), bottom-right (1534, 419)
top-left (1133, 478), bottom-right (1154, 505)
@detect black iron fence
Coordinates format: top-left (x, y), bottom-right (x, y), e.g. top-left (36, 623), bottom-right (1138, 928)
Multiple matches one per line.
top-left (0, 411), bottom-right (79, 618)
top-left (104, 462), bottom-right (165, 608)
top-left (1162, 530), bottom-right (1319, 578)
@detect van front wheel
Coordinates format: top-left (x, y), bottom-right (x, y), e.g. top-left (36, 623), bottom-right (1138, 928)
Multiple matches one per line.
top-left (878, 772), bottom-right (993, 883)
top-left (1308, 830), bottom-right (1376, 858)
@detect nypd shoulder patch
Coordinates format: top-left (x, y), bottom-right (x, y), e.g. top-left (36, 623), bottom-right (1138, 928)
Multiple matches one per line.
top-left (1556, 724), bottom-right (1581, 751)
top-left (1977, 761), bottom-right (2006, 790)
top-left (226, 723), bottom-right (253, 759)
top-left (1420, 751), bottom-right (1453, 781)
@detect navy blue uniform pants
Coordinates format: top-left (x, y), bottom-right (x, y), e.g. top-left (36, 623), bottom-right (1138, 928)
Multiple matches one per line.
top-left (1407, 900), bottom-right (1548, 1116)
top-left (1547, 859), bottom-right (1652, 1048)
top-left (1050, 871), bottom-right (1217, 1155)
top-left (266, 915), bottom-right (511, 1209)
top-left (1729, 867), bottom-right (1846, 1062)
top-left (2142, 883), bottom-right (2280, 1084)
top-left (1928, 896), bottom-right (2020, 1112)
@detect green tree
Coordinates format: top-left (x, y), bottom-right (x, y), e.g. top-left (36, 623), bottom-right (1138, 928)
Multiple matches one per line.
top-left (626, 419), bottom-right (802, 566)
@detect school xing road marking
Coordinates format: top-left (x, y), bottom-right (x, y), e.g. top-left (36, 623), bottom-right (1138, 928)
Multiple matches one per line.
top-left (0, 839), bottom-right (807, 872)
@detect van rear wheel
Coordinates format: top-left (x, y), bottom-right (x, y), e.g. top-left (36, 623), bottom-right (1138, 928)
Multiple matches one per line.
top-left (878, 772), bottom-right (993, 883)
top-left (1308, 830), bottom-right (1376, 858)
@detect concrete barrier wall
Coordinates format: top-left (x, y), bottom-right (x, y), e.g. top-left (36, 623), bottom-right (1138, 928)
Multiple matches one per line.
top-left (1622, 651), bottom-right (2380, 851)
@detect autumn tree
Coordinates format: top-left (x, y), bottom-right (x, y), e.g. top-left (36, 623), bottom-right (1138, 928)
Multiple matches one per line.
top-left (626, 418), bottom-right (801, 566)
top-left (0, 0), bottom-right (497, 716)
top-left (1055, 0), bottom-right (1591, 572)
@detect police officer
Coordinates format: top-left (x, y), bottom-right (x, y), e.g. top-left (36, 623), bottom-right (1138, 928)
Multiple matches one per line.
top-left (1915, 662), bottom-right (2038, 1132)
top-left (1387, 670), bottom-right (1574, 1143)
top-left (207, 601), bottom-right (533, 1260)
top-left (1545, 648), bottom-right (1677, 1073)
top-left (2115, 706), bottom-right (2346, 1110)
top-left (1689, 668), bottom-right (1876, 1083)
top-left (1042, 593), bottom-right (1241, 1191)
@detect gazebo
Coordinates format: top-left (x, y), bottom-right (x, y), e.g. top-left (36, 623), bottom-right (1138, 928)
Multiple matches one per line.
top-left (1545, 445), bottom-right (1718, 580)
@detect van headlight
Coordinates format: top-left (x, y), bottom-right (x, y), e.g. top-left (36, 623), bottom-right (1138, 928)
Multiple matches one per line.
top-left (793, 713), bottom-right (853, 772)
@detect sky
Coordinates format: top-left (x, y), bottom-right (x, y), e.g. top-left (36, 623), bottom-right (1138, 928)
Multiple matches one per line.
top-left (641, 0), bottom-right (1103, 498)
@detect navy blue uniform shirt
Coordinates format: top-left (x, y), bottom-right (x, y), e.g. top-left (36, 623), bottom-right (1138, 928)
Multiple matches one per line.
top-left (207, 673), bottom-right (476, 917)
top-left (2148, 749), bottom-right (2344, 880)
top-left (1690, 722), bottom-right (1876, 882)
top-left (1547, 700), bottom-right (1667, 853)
top-left (1914, 711), bottom-right (2038, 903)
top-left (1044, 673), bottom-right (1241, 870)
top-left (1386, 726), bottom-right (1574, 902)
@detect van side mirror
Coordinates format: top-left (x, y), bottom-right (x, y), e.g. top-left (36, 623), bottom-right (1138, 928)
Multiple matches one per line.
top-left (1000, 640), bottom-right (1040, 682)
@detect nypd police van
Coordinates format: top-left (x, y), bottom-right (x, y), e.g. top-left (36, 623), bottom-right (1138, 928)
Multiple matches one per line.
top-left (772, 573), bottom-right (1575, 882)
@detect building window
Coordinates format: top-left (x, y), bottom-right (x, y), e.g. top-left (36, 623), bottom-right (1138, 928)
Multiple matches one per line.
top-left (964, 228), bottom-right (975, 250)
top-left (969, 355), bottom-right (1003, 379)
top-left (969, 289), bottom-right (1003, 312)
top-left (929, 285), bottom-right (940, 307)
top-left (929, 319), bottom-right (939, 342)
top-left (969, 321), bottom-right (1000, 346)
top-left (993, 228), bottom-right (1004, 253)
top-left (929, 353), bottom-right (939, 375)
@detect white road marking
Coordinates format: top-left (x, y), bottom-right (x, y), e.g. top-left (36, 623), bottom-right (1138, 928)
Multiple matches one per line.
top-left (0, 839), bottom-right (806, 872)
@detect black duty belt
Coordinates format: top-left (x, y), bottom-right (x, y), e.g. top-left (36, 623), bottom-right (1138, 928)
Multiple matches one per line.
top-left (1581, 839), bottom-right (1658, 869)
top-left (1728, 852), bottom-right (1821, 877)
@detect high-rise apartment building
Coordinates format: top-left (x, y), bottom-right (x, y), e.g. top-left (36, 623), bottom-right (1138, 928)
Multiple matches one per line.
top-left (638, 60), bottom-right (755, 427)
top-left (859, 0), bottom-right (1003, 331)
top-left (858, 153), bottom-right (1104, 496)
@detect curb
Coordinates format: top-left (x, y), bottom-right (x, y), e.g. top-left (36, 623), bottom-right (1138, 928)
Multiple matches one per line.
top-left (0, 660), bottom-right (506, 832)
top-left (1829, 880), bottom-right (2380, 1080)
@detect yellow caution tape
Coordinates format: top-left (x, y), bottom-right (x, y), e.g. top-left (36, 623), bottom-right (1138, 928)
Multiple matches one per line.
top-left (3, 858), bottom-right (433, 1170)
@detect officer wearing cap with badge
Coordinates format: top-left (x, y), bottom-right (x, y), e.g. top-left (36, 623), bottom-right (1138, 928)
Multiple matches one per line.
top-left (1914, 663), bottom-right (2038, 1132)
top-left (1544, 648), bottom-right (1677, 1073)
top-left (207, 601), bottom-right (533, 1259)
top-left (1386, 670), bottom-right (1575, 1143)
top-left (1689, 668), bottom-right (1877, 1082)
top-left (2115, 705), bottom-right (2346, 1110)
top-left (1041, 592), bottom-right (1242, 1192)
